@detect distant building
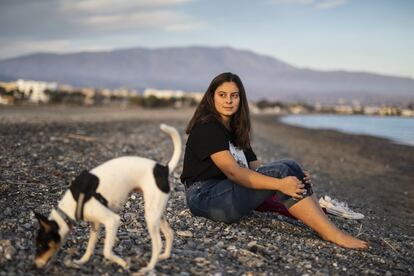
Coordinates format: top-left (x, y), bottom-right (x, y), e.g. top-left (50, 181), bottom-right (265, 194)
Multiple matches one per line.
top-left (0, 95), bottom-right (14, 105)
top-left (0, 81), bottom-right (18, 93)
top-left (248, 102), bottom-right (260, 114)
top-left (401, 109), bottom-right (414, 117)
top-left (143, 88), bottom-right (203, 102)
top-left (16, 79), bottom-right (57, 103)
top-left (0, 81), bottom-right (17, 105)
top-left (144, 88), bottom-right (185, 99)
top-left (186, 92), bottom-right (204, 102)
top-left (364, 106), bottom-right (381, 115)
top-left (289, 105), bottom-right (307, 114)
top-left (80, 88), bottom-right (96, 105)
top-left (333, 105), bottom-right (353, 114)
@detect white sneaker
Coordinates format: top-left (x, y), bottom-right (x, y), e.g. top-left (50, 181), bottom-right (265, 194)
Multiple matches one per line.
top-left (319, 195), bottom-right (364, 220)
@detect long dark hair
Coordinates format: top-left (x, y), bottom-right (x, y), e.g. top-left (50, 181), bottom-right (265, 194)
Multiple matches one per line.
top-left (185, 72), bottom-right (252, 150)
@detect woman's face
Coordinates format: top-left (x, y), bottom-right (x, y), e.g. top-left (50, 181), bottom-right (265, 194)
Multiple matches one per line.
top-left (213, 81), bottom-right (240, 122)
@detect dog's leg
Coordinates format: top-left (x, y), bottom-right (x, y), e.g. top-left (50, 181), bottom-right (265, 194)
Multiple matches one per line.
top-left (140, 217), bottom-right (161, 273)
top-left (159, 217), bottom-right (173, 260)
top-left (73, 222), bottom-right (100, 265)
top-left (102, 212), bottom-right (129, 269)
top-left (139, 203), bottom-right (163, 273)
top-left (84, 200), bottom-right (128, 269)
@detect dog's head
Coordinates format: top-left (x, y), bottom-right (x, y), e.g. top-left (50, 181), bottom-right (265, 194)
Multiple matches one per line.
top-left (33, 211), bottom-right (61, 268)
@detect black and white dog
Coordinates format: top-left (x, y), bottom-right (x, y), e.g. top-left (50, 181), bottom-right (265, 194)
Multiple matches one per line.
top-left (34, 124), bottom-right (181, 273)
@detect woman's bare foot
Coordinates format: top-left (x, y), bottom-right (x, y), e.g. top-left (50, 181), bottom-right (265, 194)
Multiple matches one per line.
top-left (323, 231), bottom-right (368, 249)
top-left (288, 196), bottom-right (368, 250)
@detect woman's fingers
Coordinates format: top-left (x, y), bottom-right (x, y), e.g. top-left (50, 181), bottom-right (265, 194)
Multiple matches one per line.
top-left (283, 176), bottom-right (308, 199)
top-left (304, 171), bottom-right (312, 182)
top-left (297, 188), bottom-right (306, 194)
top-left (303, 176), bottom-right (312, 185)
top-left (293, 193), bottom-right (303, 199)
top-left (293, 186), bottom-right (307, 199)
top-left (291, 183), bottom-right (306, 198)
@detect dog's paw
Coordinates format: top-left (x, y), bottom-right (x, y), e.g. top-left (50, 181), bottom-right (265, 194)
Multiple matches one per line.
top-left (158, 253), bottom-right (170, 260)
top-left (73, 259), bottom-right (87, 266)
top-left (119, 259), bottom-right (129, 270)
top-left (63, 257), bottom-right (82, 268)
top-left (134, 267), bottom-right (155, 275)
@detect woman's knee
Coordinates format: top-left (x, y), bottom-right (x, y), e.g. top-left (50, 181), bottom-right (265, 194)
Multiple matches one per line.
top-left (279, 159), bottom-right (305, 177)
top-left (280, 159), bottom-right (301, 169)
top-left (257, 162), bottom-right (291, 178)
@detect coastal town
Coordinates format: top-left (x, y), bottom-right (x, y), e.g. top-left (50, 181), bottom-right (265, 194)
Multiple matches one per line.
top-left (1, 78), bottom-right (413, 117)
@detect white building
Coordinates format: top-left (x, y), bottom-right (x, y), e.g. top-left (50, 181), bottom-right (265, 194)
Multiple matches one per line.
top-left (143, 88), bottom-right (203, 102)
top-left (143, 88), bottom-right (185, 99)
top-left (16, 79), bottom-right (57, 103)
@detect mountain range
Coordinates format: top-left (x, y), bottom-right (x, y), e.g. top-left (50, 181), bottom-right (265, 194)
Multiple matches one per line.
top-left (0, 46), bottom-right (413, 104)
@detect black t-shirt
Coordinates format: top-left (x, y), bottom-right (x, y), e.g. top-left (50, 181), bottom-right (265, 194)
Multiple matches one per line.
top-left (180, 118), bottom-right (257, 184)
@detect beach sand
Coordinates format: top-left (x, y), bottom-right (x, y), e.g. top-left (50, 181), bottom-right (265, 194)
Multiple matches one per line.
top-left (0, 106), bottom-right (412, 275)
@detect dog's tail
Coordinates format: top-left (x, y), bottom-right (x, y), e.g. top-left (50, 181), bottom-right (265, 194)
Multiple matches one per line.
top-left (160, 124), bottom-right (182, 173)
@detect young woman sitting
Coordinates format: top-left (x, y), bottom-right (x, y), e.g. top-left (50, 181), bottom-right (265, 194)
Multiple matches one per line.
top-left (180, 72), bottom-right (368, 249)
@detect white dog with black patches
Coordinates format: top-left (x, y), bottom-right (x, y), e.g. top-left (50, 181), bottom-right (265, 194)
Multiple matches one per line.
top-left (34, 124), bottom-right (181, 273)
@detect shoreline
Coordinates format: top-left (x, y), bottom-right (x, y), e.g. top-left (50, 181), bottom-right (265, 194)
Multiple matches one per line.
top-left (278, 113), bottom-right (414, 148)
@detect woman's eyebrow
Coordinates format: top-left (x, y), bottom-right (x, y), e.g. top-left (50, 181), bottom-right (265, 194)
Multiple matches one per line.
top-left (217, 90), bottom-right (239, 93)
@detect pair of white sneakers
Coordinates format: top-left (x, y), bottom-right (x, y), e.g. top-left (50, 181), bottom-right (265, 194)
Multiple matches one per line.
top-left (319, 195), bottom-right (364, 220)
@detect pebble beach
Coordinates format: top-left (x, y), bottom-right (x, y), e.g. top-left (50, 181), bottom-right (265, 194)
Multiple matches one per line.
top-left (0, 106), bottom-right (413, 275)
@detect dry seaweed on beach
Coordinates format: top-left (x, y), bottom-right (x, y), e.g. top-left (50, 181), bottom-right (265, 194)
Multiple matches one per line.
top-left (0, 106), bottom-right (413, 275)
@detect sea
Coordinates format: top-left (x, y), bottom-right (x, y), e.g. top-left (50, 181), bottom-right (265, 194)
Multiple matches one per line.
top-left (280, 114), bottom-right (414, 147)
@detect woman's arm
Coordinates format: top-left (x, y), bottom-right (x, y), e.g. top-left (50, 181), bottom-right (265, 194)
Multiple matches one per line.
top-left (211, 150), bottom-right (305, 199)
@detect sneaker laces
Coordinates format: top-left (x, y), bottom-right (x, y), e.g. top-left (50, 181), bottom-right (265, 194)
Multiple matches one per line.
top-left (325, 196), bottom-right (355, 213)
top-left (330, 198), bottom-right (351, 211)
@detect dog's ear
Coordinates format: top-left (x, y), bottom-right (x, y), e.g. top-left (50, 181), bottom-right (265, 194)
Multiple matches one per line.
top-left (34, 211), bottom-right (52, 231)
top-left (34, 211), bottom-right (47, 221)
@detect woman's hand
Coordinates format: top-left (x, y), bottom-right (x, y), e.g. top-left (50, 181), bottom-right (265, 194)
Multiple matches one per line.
top-left (303, 171), bottom-right (312, 186)
top-left (279, 176), bottom-right (306, 199)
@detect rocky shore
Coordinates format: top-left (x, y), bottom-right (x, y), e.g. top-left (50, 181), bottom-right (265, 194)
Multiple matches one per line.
top-left (1, 106), bottom-right (413, 275)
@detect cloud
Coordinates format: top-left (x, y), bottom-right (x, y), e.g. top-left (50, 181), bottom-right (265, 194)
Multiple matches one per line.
top-left (66, 0), bottom-right (192, 14)
top-left (0, 37), bottom-right (123, 60)
top-left (315, 0), bottom-right (347, 9)
top-left (0, 0), bottom-right (201, 38)
top-left (64, 0), bottom-right (201, 33)
top-left (0, 39), bottom-right (73, 59)
top-left (269, 0), bottom-right (348, 9)
top-left (0, 0), bottom-right (204, 58)
top-left (164, 22), bottom-right (204, 32)
top-left (75, 10), bottom-right (199, 33)
top-left (270, 0), bottom-right (314, 4)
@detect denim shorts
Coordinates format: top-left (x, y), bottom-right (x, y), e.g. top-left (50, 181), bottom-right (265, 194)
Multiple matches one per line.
top-left (185, 159), bottom-right (313, 224)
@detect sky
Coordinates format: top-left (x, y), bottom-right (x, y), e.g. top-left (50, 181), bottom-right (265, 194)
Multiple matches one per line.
top-left (0, 0), bottom-right (413, 78)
